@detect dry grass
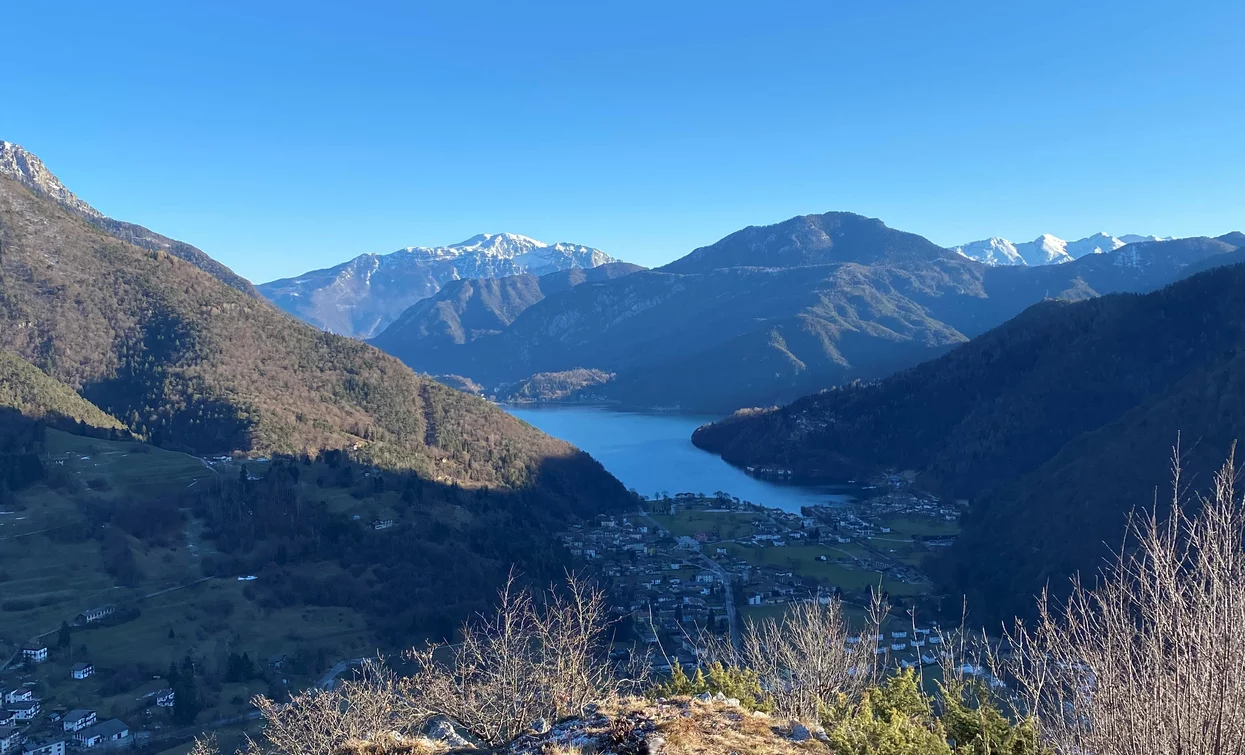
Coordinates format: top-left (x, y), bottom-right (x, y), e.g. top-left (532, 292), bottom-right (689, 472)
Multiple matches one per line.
top-left (505, 696), bottom-right (829, 755)
top-left (335, 735), bottom-right (449, 755)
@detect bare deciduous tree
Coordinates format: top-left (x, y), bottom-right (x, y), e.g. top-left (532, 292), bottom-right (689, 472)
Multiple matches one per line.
top-left (403, 573), bottom-right (635, 745)
top-left (708, 592), bottom-right (883, 721)
top-left (250, 660), bottom-right (427, 755)
top-left (1007, 448), bottom-right (1245, 755)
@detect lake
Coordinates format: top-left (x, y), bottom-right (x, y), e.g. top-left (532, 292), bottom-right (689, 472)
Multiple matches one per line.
top-left (504, 404), bottom-right (857, 514)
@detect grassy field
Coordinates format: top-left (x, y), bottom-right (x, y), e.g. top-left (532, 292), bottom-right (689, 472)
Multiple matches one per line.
top-left (875, 516), bottom-right (960, 539)
top-left (650, 510), bottom-right (758, 541)
top-left (43, 429), bottom-right (216, 498)
top-left (724, 542), bottom-right (928, 597)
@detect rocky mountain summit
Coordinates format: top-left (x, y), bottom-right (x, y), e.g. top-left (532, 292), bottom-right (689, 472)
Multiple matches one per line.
top-left (0, 140), bottom-right (257, 295)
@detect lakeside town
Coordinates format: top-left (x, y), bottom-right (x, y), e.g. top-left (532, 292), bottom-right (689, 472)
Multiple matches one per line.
top-left (558, 477), bottom-right (966, 672)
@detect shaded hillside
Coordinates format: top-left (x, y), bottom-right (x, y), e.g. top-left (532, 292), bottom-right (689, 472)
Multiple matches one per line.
top-left (381, 212), bottom-right (1245, 411)
top-left (372, 261), bottom-right (642, 354)
top-left (0, 140), bottom-right (257, 296)
top-left (0, 172), bottom-right (628, 504)
top-left (694, 260), bottom-right (1245, 623)
top-left (0, 349), bottom-right (125, 431)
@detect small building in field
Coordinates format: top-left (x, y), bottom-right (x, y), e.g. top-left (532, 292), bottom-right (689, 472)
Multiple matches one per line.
top-left (155, 689), bottom-right (175, 708)
top-left (71, 663), bottom-right (94, 680)
top-left (74, 720), bottom-right (128, 749)
top-left (74, 605), bottom-right (116, 625)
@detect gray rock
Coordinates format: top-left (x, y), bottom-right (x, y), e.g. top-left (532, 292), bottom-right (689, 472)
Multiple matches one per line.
top-left (812, 724), bottom-right (830, 742)
top-left (790, 723), bottom-right (812, 742)
top-left (644, 734), bottom-right (666, 754)
top-left (426, 719), bottom-right (471, 749)
top-left (713, 691), bottom-right (727, 702)
top-left (693, 692), bottom-right (713, 703)
top-left (531, 717), bottom-right (551, 734)
top-left (723, 697), bottom-right (741, 707)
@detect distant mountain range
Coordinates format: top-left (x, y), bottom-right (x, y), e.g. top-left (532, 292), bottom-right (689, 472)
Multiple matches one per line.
top-left (371, 211), bottom-right (1243, 412)
top-left (0, 141), bottom-right (258, 296)
top-left (259, 233), bottom-right (621, 338)
top-left (693, 253), bottom-right (1245, 624)
top-left (951, 232), bottom-right (1172, 266)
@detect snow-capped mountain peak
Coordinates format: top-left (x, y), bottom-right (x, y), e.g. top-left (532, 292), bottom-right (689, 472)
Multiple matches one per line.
top-left (952, 231), bottom-right (1170, 267)
top-left (259, 233), bottom-right (622, 338)
top-left (951, 237), bottom-right (1024, 266)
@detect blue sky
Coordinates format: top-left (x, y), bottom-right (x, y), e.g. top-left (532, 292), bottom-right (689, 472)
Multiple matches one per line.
top-left (3, 0), bottom-right (1242, 283)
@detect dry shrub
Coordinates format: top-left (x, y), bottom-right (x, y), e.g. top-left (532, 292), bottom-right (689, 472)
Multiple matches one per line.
top-left (1008, 449), bottom-right (1245, 755)
top-left (250, 660), bottom-right (427, 755)
top-left (707, 594), bottom-right (882, 721)
top-left (404, 573), bottom-right (639, 746)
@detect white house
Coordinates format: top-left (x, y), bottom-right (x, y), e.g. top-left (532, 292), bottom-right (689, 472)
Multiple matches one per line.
top-left (22, 741), bottom-right (65, 755)
top-left (5, 702), bottom-right (38, 723)
top-left (20, 645), bottom-right (47, 664)
top-left (890, 642), bottom-right (907, 651)
top-left (747, 594), bottom-right (763, 606)
top-left (695, 572), bottom-right (715, 584)
top-left (155, 689), bottom-right (175, 708)
top-left (71, 663), bottom-right (94, 680)
top-left (0, 727), bottom-right (23, 755)
top-left (1, 690), bottom-right (32, 705)
top-left (890, 631), bottom-right (908, 639)
top-left (75, 720), bottom-right (128, 749)
top-left (63, 710), bottom-right (96, 733)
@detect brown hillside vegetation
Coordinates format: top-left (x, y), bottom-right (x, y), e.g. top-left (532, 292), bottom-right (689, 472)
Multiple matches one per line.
top-left (0, 174), bottom-right (619, 494)
top-left (0, 348), bottom-right (123, 430)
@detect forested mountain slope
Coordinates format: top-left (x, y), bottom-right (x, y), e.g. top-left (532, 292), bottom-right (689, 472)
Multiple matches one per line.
top-left (372, 261), bottom-right (642, 354)
top-left (0, 170), bottom-right (626, 503)
top-left (0, 348), bottom-right (124, 431)
top-left (694, 260), bottom-right (1245, 622)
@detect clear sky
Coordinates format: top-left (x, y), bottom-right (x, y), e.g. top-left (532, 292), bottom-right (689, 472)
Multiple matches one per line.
top-left (3, 0), bottom-right (1242, 283)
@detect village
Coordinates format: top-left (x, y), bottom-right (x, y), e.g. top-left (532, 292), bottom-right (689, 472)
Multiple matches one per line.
top-left (0, 617), bottom-right (171, 755)
top-left (559, 479), bottom-right (966, 673)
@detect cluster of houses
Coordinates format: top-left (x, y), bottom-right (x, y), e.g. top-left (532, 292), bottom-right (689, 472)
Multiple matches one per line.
top-left (560, 510), bottom-right (733, 668)
top-left (1, 644), bottom-right (140, 755)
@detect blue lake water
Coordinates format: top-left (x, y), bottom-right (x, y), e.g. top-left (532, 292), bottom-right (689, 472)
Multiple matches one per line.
top-left (504, 404), bottom-right (857, 515)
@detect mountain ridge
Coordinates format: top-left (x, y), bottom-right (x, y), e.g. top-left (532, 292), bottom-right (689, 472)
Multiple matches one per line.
top-left (951, 231), bottom-right (1173, 267)
top-left (0, 140), bottom-right (258, 296)
top-left (259, 233), bottom-right (622, 338)
top-left (373, 211), bottom-right (1244, 412)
